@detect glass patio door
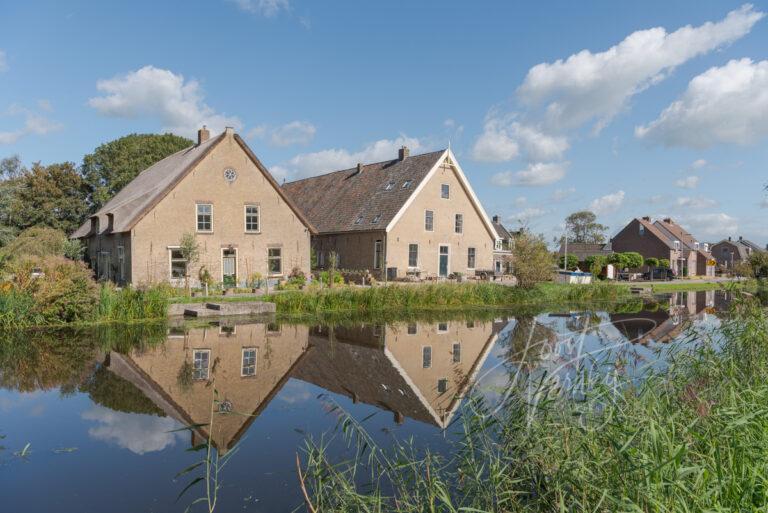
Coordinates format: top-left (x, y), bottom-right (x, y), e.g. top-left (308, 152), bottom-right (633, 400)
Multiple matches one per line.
top-left (439, 245), bottom-right (449, 277)
top-left (222, 248), bottom-right (237, 287)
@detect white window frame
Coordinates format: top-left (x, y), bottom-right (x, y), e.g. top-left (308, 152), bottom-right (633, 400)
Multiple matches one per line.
top-left (674, 240), bottom-right (681, 250)
top-left (241, 347), bottom-right (257, 377)
top-left (192, 349), bottom-right (211, 381)
top-left (438, 244), bottom-right (450, 278)
top-left (196, 203), bottom-right (213, 233)
top-left (440, 183), bottom-right (450, 199)
top-left (422, 346), bottom-right (432, 369)
top-left (693, 242), bottom-right (700, 251)
top-left (425, 210), bottom-right (434, 231)
top-left (467, 247), bottom-right (476, 269)
top-left (268, 247), bottom-right (283, 276)
top-left (408, 243), bottom-right (419, 268)
top-left (373, 240), bottom-right (383, 270)
top-left (494, 239), bottom-right (502, 251)
top-left (244, 204), bottom-right (260, 233)
top-left (454, 213), bottom-right (463, 234)
top-left (168, 246), bottom-right (186, 282)
top-left (221, 247), bottom-right (238, 284)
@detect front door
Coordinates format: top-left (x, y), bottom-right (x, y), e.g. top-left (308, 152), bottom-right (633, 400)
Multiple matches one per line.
top-left (439, 245), bottom-right (449, 277)
top-left (222, 248), bottom-right (237, 287)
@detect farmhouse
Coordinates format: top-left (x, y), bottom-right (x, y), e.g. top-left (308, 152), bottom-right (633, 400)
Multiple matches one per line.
top-left (282, 148), bottom-right (499, 280)
top-left (72, 127), bottom-right (314, 286)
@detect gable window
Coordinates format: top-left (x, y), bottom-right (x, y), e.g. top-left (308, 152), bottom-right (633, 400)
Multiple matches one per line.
top-left (422, 346), bottom-right (432, 368)
top-left (371, 214), bottom-right (382, 224)
top-left (673, 240), bottom-right (680, 250)
top-left (408, 244), bottom-right (419, 268)
top-left (441, 184), bottom-right (450, 199)
top-left (467, 247), bottom-right (476, 269)
top-left (453, 343), bottom-right (461, 363)
top-left (455, 213), bottom-right (463, 234)
top-left (495, 239), bottom-right (502, 251)
top-left (384, 181), bottom-right (395, 190)
top-left (196, 204), bottom-right (213, 232)
top-left (169, 248), bottom-right (186, 280)
top-left (693, 242), bottom-right (700, 251)
top-left (374, 240), bottom-right (383, 269)
top-left (402, 180), bottom-right (413, 189)
top-left (268, 247), bottom-right (282, 275)
top-left (639, 224), bottom-right (645, 236)
top-left (354, 215), bottom-right (364, 225)
top-left (437, 378), bottom-right (448, 393)
top-left (425, 210), bottom-right (434, 231)
top-left (241, 348), bottom-right (257, 377)
top-left (245, 205), bottom-right (260, 232)
top-left (193, 350), bottom-right (210, 381)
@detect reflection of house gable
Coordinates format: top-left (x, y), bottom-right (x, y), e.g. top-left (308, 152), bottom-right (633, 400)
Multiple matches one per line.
top-left (105, 323), bottom-right (309, 452)
top-left (610, 292), bottom-right (712, 344)
top-left (293, 321), bottom-right (499, 428)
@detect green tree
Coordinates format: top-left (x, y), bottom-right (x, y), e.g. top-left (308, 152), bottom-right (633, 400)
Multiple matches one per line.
top-left (748, 252), bottom-right (768, 278)
top-left (10, 162), bottom-right (89, 233)
top-left (512, 232), bottom-right (554, 288)
top-left (0, 155), bottom-right (27, 245)
top-left (658, 258), bottom-right (670, 269)
top-left (179, 232), bottom-right (201, 296)
top-left (565, 210), bottom-right (608, 244)
top-left (644, 257), bottom-right (659, 268)
top-left (584, 255), bottom-right (607, 277)
top-left (623, 252), bottom-right (645, 269)
top-left (82, 133), bottom-right (193, 211)
top-left (607, 252), bottom-right (630, 270)
top-left (558, 254), bottom-right (579, 271)
top-left (0, 226), bottom-right (74, 260)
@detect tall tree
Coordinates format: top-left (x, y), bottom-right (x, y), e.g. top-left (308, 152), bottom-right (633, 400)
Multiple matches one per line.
top-left (82, 133), bottom-right (193, 211)
top-left (11, 162), bottom-right (89, 233)
top-left (0, 155), bottom-right (27, 246)
top-left (565, 210), bottom-right (608, 244)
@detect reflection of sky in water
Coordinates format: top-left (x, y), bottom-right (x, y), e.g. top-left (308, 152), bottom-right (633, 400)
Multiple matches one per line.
top-left (82, 405), bottom-right (186, 454)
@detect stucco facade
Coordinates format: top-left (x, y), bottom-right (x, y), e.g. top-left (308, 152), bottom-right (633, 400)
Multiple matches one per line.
top-left (79, 129), bottom-right (313, 287)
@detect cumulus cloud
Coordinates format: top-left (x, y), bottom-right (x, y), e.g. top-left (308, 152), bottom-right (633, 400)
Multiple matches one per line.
top-left (230, 0), bottom-right (289, 17)
top-left (691, 158), bottom-right (707, 169)
top-left (551, 187), bottom-right (576, 202)
top-left (512, 196), bottom-right (527, 207)
top-left (517, 4), bottom-right (764, 132)
top-left (676, 195), bottom-right (718, 209)
top-left (248, 120), bottom-right (316, 147)
top-left (89, 65), bottom-right (242, 138)
top-left (677, 212), bottom-right (738, 237)
top-left (589, 190), bottom-right (625, 215)
top-left (472, 114), bottom-right (569, 162)
top-left (0, 104), bottom-right (62, 145)
top-left (510, 207), bottom-right (548, 223)
top-left (636, 58), bottom-right (768, 147)
top-left (675, 175), bottom-right (700, 189)
top-left (491, 162), bottom-right (567, 187)
top-left (274, 135), bottom-right (426, 181)
top-left (0, 50), bottom-right (7, 72)
top-left (82, 406), bottom-right (185, 455)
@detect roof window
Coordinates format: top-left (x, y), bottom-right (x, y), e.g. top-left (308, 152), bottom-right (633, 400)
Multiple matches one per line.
top-left (402, 180), bottom-right (413, 189)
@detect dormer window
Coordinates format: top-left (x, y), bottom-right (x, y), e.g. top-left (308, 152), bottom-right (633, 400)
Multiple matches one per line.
top-left (384, 182), bottom-right (395, 191)
top-left (371, 214), bottom-right (381, 224)
top-left (674, 240), bottom-right (680, 250)
top-left (402, 180), bottom-right (413, 189)
top-left (694, 242), bottom-right (700, 250)
top-left (495, 239), bottom-right (502, 251)
top-left (354, 215), bottom-right (364, 225)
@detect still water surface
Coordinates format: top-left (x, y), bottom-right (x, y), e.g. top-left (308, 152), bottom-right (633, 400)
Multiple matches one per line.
top-left (0, 291), bottom-right (730, 512)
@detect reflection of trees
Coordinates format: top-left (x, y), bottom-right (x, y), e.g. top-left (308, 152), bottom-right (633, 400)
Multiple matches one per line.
top-left (79, 363), bottom-right (165, 416)
top-left (504, 317), bottom-right (558, 367)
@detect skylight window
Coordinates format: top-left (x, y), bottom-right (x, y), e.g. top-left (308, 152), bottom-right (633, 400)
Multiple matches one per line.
top-left (371, 214), bottom-right (381, 224)
top-left (354, 216), bottom-right (364, 225)
top-left (402, 180), bottom-right (413, 189)
top-left (384, 182), bottom-right (395, 190)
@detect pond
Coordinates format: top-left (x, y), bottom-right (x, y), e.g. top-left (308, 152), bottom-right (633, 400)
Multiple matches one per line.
top-left (0, 290), bottom-right (733, 512)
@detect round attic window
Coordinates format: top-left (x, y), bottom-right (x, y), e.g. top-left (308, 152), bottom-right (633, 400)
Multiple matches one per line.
top-left (223, 168), bottom-right (237, 183)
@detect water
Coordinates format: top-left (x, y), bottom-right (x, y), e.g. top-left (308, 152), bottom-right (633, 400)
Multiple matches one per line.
top-left (0, 290), bottom-right (732, 512)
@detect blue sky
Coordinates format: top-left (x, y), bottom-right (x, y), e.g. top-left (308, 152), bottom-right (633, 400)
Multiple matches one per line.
top-left (1, 0), bottom-right (767, 244)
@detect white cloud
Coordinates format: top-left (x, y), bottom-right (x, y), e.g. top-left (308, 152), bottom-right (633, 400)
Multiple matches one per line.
top-left (677, 212), bottom-right (738, 237)
top-left (636, 58), bottom-right (768, 147)
top-left (0, 50), bottom-right (7, 72)
top-left (491, 161), bottom-right (567, 187)
top-left (0, 104), bottom-right (62, 145)
top-left (675, 175), bottom-right (700, 189)
top-left (510, 207), bottom-right (548, 222)
top-left (89, 65), bottom-right (242, 138)
top-left (472, 114), bottom-right (569, 162)
top-left (82, 406), bottom-right (185, 455)
top-left (230, 0), bottom-right (289, 17)
top-left (676, 195), bottom-right (718, 209)
top-left (274, 135), bottom-right (426, 181)
top-left (248, 120), bottom-right (316, 147)
top-left (512, 196), bottom-right (527, 207)
top-left (691, 158), bottom-right (707, 169)
top-left (551, 187), bottom-right (576, 202)
top-left (589, 190), bottom-right (625, 215)
top-left (517, 4), bottom-right (764, 132)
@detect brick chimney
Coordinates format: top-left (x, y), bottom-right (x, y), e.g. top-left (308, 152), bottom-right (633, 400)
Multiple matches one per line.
top-left (663, 217), bottom-right (672, 224)
top-left (197, 125), bottom-right (210, 145)
top-left (356, 162), bottom-right (363, 174)
top-left (642, 216), bottom-right (650, 221)
top-left (739, 235), bottom-right (743, 241)
top-left (398, 146), bottom-right (409, 161)
top-left (493, 215), bottom-right (500, 224)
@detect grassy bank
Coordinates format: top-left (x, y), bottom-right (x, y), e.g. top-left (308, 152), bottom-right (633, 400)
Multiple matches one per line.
top-left (299, 295), bottom-right (768, 512)
top-left (642, 279), bottom-right (754, 293)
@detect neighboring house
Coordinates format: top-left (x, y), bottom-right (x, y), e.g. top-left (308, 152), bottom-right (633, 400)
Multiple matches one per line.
top-left (653, 218), bottom-right (715, 277)
top-left (611, 217), bottom-right (686, 275)
top-left (282, 147), bottom-right (498, 280)
top-left (557, 242), bottom-right (612, 267)
top-left (711, 236), bottom-right (766, 269)
top-left (72, 127), bottom-right (314, 286)
top-left (491, 215), bottom-right (514, 276)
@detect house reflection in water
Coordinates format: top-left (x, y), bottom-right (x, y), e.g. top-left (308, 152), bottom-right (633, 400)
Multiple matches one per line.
top-left (104, 319), bottom-right (503, 451)
top-left (610, 290), bottom-right (716, 345)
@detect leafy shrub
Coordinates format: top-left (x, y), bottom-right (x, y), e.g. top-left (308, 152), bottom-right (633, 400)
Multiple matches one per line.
top-left (644, 257), bottom-right (659, 268)
top-left (512, 232), bottom-right (554, 288)
top-left (558, 254), bottom-right (579, 270)
top-left (248, 272), bottom-right (263, 289)
top-left (658, 258), bottom-right (670, 269)
top-left (317, 270), bottom-right (344, 286)
top-left (0, 226), bottom-right (71, 260)
top-left (584, 255), bottom-right (607, 277)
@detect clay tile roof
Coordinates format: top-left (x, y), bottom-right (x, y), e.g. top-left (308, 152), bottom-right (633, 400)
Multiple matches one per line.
top-left (493, 221), bottom-right (512, 240)
top-left (281, 150), bottom-right (447, 234)
top-left (654, 220), bottom-right (699, 250)
top-left (638, 218), bottom-right (676, 249)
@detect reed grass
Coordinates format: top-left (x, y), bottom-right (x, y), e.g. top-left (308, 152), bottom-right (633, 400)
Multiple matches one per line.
top-left (96, 285), bottom-right (168, 322)
top-left (299, 294), bottom-right (768, 512)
